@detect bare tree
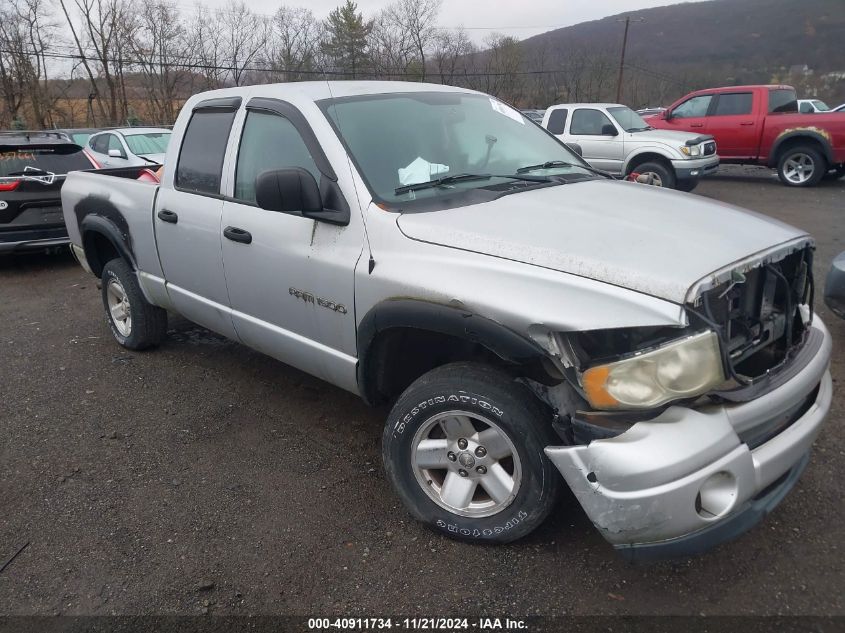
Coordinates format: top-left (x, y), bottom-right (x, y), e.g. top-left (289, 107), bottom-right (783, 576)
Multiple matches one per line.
top-left (130, 0), bottom-right (188, 123)
top-left (186, 6), bottom-right (227, 91)
top-left (431, 27), bottom-right (474, 85)
top-left (219, 2), bottom-right (266, 87)
top-left (266, 7), bottom-right (323, 82)
top-left (383, 0), bottom-right (440, 81)
top-left (58, 0), bottom-right (133, 124)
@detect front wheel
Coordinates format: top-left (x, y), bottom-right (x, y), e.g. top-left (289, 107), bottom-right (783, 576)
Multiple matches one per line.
top-left (382, 362), bottom-right (561, 543)
top-left (630, 161), bottom-right (675, 189)
top-left (777, 146), bottom-right (826, 187)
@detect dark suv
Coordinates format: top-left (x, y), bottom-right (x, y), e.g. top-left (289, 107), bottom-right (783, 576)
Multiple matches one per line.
top-left (0, 132), bottom-right (97, 254)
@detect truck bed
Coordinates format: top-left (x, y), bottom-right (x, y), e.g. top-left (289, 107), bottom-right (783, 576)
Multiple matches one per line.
top-left (61, 168), bottom-right (165, 279)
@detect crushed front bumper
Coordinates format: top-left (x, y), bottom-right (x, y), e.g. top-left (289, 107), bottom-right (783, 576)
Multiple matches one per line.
top-left (545, 318), bottom-right (832, 561)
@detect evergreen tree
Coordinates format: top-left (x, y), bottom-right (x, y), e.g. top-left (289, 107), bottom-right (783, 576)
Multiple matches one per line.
top-left (323, 1), bottom-right (372, 78)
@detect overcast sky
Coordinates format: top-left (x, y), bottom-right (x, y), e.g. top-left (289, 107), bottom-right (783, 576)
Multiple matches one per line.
top-left (192, 0), bottom-right (693, 43)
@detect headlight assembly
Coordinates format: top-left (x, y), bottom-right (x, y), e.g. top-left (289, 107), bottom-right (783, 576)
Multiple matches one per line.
top-left (581, 331), bottom-right (725, 410)
top-left (680, 145), bottom-right (702, 157)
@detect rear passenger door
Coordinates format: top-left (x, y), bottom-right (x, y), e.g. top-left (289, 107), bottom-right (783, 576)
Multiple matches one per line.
top-left (568, 108), bottom-right (624, 173)
top-left (155, 98), bottom-right (240, 339)
top-left (704, 91), bottom-right (758, 159)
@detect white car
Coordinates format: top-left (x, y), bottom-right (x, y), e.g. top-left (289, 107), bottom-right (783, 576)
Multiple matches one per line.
top-left (542, 103), bottom-right (719, 191)
top-left (798, 99), bottom-right (831, 114)
top-left (833, 103), bottom-right (845, 113)
top-left (87, 127), bottom-right (172, 168)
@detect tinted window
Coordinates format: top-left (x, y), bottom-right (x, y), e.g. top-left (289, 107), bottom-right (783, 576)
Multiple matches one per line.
top-left (90, 134), bottom-right (108, 153)
top-left (546, 108), bottom-right (568, 134)
top-left (234, 111), bottom-right (319, 204)
top-left (175, 109), bottom-right (236, 195)
top-left (570, 109), bottom-right (615, 135)
top-left (713, 93), bottom-right (752, 116)
top-left (0, 146), bottom-right (92, 176)
top-left (672, 95), bottom-right (712, 118)
top-left (768, 89), bottom-right (797, 113)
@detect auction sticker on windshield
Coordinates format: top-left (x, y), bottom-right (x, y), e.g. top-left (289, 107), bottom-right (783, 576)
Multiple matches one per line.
top-left (489, 98), bottom-right (524, 124)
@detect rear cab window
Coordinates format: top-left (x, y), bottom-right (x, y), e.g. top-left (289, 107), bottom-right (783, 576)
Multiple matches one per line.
top-left (768, 89), bottom-right (798, 113)
top-left (546, 109), bottom-right (568, 135)
top-left (175, 108), bottom-right (238, 195)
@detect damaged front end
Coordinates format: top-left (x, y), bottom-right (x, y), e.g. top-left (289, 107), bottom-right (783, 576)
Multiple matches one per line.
top-left (542, 242), bottom-right (833, 560)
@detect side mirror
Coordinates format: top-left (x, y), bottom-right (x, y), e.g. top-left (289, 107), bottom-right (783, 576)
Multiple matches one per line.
top-left (108, 148), bottom-right (125, 159)
top-left (255, 167), bottom-right (322, 214)
top-left (565, 142), bottom-right (583, 157)
top-left (601, 124), bottom-right (618, 137)
top-left (255, 167), bottom-right (350, 226)
top-left (662, 110), bottom-right (672, 121)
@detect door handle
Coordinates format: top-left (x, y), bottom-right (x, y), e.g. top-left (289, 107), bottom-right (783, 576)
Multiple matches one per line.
top-left (157, 209), bottom-right (178, 224)
top-left (224, 226), bottom-right (252, 244)
top-left (689, 123), bottom-right (704, 128)
top-left (739, 121), bottom-right (754, 126)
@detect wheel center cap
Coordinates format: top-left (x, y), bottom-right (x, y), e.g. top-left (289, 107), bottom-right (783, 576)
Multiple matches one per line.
top-left (458, 452), bottom-right (476, 468)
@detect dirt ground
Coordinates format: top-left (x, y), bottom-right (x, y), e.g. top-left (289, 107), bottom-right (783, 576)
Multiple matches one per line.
top-left (1, 166), bottom-right (844, 617)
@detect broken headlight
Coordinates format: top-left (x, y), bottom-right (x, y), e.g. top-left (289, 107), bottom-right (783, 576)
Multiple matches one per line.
top-left (580, 331), bottom-right (725, 410)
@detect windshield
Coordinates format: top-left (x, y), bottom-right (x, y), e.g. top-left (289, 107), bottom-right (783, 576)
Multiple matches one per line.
top-left (0, 145), bottom-right (91, 178)
top-left (124, 132), bottom-right (170, 156)
top-left (320, 92), bottom-right (593, 204)
top-left (607, 106), bottom-right (650, 132)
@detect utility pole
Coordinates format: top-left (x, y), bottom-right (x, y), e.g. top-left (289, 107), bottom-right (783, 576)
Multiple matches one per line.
top-left (616, 16), bottom-right (644, 103)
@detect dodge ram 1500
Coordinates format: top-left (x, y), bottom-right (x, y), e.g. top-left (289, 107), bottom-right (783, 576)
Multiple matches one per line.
top-left (61, 81), bottom-right (832, 560)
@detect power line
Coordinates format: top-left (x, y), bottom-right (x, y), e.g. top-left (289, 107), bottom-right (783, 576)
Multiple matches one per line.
top-left (0, 45), bottom-right (685, 83)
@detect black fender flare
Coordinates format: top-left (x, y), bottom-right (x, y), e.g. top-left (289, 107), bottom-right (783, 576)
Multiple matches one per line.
top-left (80, 214), bottom-right (136, 276)
top-left (768, 130), bottom-right (834, 167)
top-left (356, 299), bottom-right (548, 403)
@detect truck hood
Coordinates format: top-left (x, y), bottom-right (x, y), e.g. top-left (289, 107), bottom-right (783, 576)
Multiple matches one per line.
top-left (624, 127), bottom-right (710, 146)
top-left (396, 179), bottom-right (809, 304)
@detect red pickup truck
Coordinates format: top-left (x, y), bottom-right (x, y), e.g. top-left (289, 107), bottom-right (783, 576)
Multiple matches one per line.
top-left (645, 85), bottom-right (845, 187)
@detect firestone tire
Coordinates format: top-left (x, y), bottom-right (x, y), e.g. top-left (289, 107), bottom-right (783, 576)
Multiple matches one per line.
top-left (777, 145), bottom-right (826, 187)
top-left (101, 258), bottom-right (167, 350)
top-left (382, 362), bottom-right (561, 544)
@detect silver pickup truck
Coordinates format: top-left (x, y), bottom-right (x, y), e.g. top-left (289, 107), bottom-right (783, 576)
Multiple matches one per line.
top-left (61, 81), bottom-right (832, 561)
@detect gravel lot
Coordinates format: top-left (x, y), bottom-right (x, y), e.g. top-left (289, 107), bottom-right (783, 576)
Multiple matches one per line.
top-left (1, 166), bottom-right (844, 617)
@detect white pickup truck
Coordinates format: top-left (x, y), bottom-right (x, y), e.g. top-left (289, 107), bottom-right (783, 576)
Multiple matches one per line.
top-left (62, 81), bottom-right (832, 560)
top-left (542, 103), bottom-right (720, 191)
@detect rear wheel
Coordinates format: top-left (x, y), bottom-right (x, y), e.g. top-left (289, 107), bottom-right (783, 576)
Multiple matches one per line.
top-left (382, 362), bottom-right (561, 543)
top-left (631, 161), bottom-right (675, 189)
top-left (777, 145), bottom-right (826, 187)
top-left (101, 258), bottom-right (167, 350)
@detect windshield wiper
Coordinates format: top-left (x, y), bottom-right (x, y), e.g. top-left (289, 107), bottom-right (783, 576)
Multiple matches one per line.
top-left (516, 160), bottom-right (612, 179)
top-left (394, 172), bottom-right (549, 195)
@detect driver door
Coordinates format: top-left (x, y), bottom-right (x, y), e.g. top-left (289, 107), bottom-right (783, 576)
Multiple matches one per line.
top-left (567, 108), bottom-right (623, 173)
